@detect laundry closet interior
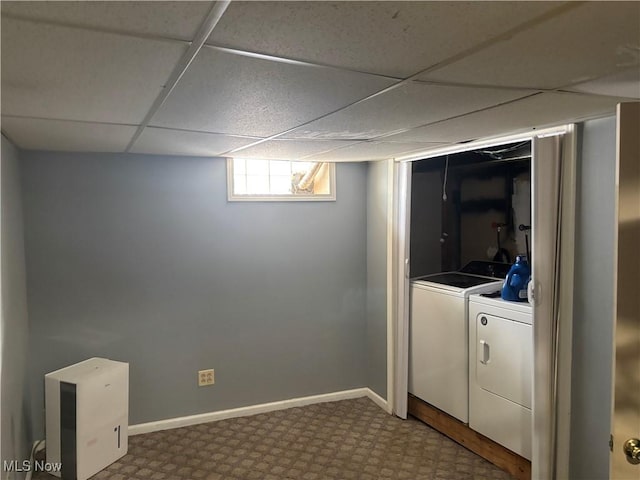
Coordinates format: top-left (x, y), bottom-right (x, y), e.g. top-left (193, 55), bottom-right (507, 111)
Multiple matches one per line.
top-left (406, 139), bottom-right (534, 475)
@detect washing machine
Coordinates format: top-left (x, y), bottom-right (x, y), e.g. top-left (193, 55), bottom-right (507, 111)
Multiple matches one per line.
top-left (468, 294), bottom-right (533, 459)
top-left (409, 261), bottom-right (509, 423)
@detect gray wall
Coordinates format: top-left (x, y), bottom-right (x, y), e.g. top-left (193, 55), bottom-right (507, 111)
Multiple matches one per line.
top-left (20, 152), bottom-right (368, 438)
top-left (570, 116), bottom-right (616, 479)
top-left (1, 135), bottom-right (31, 479)
top-left (365, 160), bottom-right (388, 399)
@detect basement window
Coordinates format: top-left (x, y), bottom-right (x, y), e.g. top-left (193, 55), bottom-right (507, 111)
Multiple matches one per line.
top-left (227, 158), bottom-right (336, 201)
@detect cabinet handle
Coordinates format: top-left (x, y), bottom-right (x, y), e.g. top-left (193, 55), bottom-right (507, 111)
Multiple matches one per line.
top-left (479, 340), bottom-right (490, 364)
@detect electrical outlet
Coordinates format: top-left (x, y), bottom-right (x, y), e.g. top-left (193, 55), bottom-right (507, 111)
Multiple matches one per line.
top-left (198, 369), bottom-right (215, 386)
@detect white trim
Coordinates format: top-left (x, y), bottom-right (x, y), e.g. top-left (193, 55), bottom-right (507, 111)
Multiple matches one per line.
top-left (128, 388), bottom-right (387, 436)
top-left (386, 158), bottom-right (395, 415)
top-left (0, 136), bottom-right (3, 480)
top-left (367, 388), bottom-right (391, 414)
top-left (610, 107), bottom-right (621, 480)
top-left (554, 124), bottom-right (577, 480)
top-left (392, 161), bottom-right (411, 419)
top-left (394, 125), bottom-right (568, 163)
top-left (531, 134), bottom-right (564, 480)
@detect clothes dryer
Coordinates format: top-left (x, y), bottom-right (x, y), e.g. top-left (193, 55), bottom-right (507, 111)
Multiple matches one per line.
top-left (468, 294), bottom-right (533, 459)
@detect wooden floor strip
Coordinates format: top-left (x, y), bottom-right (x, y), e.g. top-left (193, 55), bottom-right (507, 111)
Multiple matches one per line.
top-left (408, 394), bottom-right (531, 480)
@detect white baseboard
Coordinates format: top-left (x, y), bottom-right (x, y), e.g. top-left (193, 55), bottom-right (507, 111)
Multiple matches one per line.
top-left (129, 387), bottom-right (389, 436)
top-left (366, 388), bottom-right (391, 414)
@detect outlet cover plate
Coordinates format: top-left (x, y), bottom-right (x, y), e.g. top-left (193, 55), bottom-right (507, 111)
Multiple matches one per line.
top-left (198, 369), bottom-right (215, 386)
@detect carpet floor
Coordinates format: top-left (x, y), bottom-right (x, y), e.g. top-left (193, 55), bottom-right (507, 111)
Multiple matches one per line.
top-left (34, 397), bottom-right (515, 480)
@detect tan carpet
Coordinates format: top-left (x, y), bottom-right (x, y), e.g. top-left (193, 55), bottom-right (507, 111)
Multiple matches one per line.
top-left (35, 397), bottom-right (515, 479)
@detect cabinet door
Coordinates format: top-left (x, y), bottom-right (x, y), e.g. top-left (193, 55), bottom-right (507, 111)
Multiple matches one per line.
top-left (475, 313), bottom-right (532, 409)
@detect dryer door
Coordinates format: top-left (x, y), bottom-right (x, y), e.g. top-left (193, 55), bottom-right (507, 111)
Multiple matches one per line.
top-left (475, 313), bottom-right (532, 409)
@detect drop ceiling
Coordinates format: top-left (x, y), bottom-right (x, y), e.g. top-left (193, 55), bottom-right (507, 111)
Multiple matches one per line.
top-left (1, 1), bottom-right (638, 162)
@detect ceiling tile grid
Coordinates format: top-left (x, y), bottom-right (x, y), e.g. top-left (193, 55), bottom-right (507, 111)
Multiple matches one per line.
top-left (281, 81), bottom-right (537, 141)
top-left (1, 1), bottom-right (638, 160)
top-left (148, 46), bottom-right (397, 138)
top-left (208, 1), bottom-right (566, 78)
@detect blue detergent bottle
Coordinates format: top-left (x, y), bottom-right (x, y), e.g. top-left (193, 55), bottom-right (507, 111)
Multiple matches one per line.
top-left (501, 255), bottom-right (531, 302)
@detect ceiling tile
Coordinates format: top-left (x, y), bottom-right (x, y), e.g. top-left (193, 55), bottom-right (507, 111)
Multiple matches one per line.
top-left (282, 82), bottom-right (536, 140)
top-left (230, 139), bottom-right (359, 160)
top-left (569, 68), bottom-right (640, 99)
top-left (384, 92), bottom-right (628, 144)
top-left (2, 117), bottom-right (136, 152)
top-left (419, 2), bottom-right (640, 89)
top-left (304, 141), bottom-right (447, 162)
top-left (208, 1), bottom-right (564, 78)
top-left (150, 47), bottom-right (396, 137)
top-left (1, 18), bottom-right (186, 124)
top-left (130, 127), bottom-right (259, 157)
top-left (0, 1), bottom-right (212, 41)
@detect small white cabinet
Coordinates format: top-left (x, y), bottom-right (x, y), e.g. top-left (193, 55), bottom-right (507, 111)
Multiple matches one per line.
top-left (46, 357), bottom-right (129, 480)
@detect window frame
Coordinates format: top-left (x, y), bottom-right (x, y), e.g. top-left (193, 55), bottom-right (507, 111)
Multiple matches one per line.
top-left (226, 158), bottom-right (337, 202)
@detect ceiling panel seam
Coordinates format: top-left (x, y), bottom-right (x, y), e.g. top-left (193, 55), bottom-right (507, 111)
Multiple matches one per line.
top-left (124, 1), bottom-right (231, 152)
top-left (375, 92), bottom-right (577, 146)
top-left (412, 79), bottom-right (560, 93)
top-left (0, 13), bottom-right (192, 46)
top-left (142, 125), bottom-right (264, 140)
top-left (358, 92), bottom-right (547, 143)
top-left (200, 44), bottom-right (403, 81)
top-left (0, 114), bottom-right (138, 127)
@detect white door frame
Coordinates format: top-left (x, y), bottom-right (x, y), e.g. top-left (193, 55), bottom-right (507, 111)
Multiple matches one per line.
top-left (389, 125), bottom-right (577, 476)
top-left (391, 160), bottom-right (411, 418)
top-left (553, 125), bottom-right (577, 479)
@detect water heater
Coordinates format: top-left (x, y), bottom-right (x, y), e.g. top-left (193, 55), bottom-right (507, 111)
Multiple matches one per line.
top-left (45, 357), bottom-right (129, 480)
